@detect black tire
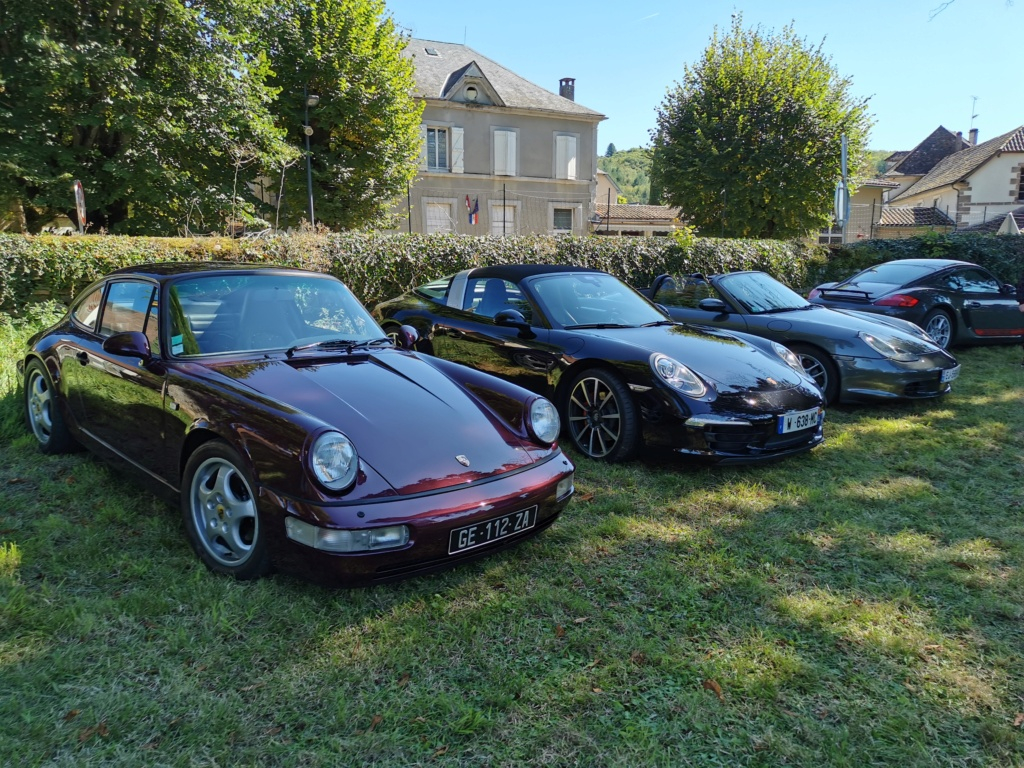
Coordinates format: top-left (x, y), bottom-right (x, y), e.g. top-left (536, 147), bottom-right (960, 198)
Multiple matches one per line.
top-left (788, 343), bottom-right (840, 405)
top-left (921, 309), bottom-right (954, 349)
top-left (24, 359), bottom-right (77, 454)
top-left (181, 441), bottom-right (271, 580)
top-left (564, 368), bottom-right (640, 462)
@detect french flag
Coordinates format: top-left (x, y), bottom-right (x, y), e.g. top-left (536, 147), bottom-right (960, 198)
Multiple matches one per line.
top-left (466, 195), bottom-right (479, 225)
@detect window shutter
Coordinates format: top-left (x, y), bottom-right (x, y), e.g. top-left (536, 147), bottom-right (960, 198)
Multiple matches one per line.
top-left (418, 124), bottom-right (428, 170)
top-left (451, 127), bottom-right (464, 173)
top-left (495, 129), bottom-right (515, 176)
top-left (506, 131), bottom-right (517, 176)
top-left (555, 135), bottom-right (577, 180)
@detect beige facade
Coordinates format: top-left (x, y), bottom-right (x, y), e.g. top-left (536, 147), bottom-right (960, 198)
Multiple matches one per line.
top-left (391, 40), bottom-right (605, 236)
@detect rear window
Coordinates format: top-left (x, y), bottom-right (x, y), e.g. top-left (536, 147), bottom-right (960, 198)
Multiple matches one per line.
top-left (846, 262), bottom-right (934, 287)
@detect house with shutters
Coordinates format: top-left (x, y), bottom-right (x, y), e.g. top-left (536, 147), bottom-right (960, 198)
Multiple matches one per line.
top-left (392, 39), bottom-right (605, 236)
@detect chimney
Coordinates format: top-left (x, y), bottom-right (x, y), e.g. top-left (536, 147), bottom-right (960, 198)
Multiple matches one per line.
top-left (559, 78), bottom-right (575, 101)
top-left (969, 128), bottom-right (979, 145)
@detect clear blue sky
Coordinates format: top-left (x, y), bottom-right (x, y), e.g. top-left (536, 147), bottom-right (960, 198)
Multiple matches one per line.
top-left (384, 0), bottom-right (1018, 154)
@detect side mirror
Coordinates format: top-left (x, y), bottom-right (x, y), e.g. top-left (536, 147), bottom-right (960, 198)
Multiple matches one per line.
top-left (103, 331), bottom-right (152, 360)
top-left (1003, 283), bottom-right (1017, 295)
top-left (396, 324), bottom-right (419, 350)
top-left (494, 308), bottom-right (530, 329)
top-left (698, 297), bottom-right (729, 313)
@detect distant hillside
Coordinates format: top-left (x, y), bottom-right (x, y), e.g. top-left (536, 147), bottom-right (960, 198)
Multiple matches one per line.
top-left (597, 147), bottom-right (651, 204)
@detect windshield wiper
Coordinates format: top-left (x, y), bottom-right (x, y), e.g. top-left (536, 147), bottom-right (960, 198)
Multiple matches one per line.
top-left (286, 337), bottom-right (393, 358)
top-left (563, 323), bottom-right (635, 330)
top-left (640, 319), bottom-right (676, 327)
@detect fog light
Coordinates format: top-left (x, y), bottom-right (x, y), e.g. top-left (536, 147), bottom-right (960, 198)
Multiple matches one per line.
top-left (285, 518), bottom-right (409, 553)
top-left (556, 473), bottom-right (575, 500)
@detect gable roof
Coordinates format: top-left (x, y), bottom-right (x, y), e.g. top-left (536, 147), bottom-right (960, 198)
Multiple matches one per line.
top-left (596, 204), bottom-right (682, 222)
top-left (403, 38), bottom-right (604, 119)
top-left (890, 126), bottom-right (1024, 203)
top-left (878, 207), bottom-right (956, 227)
top-left (885, 126), bottom-right (971, 177)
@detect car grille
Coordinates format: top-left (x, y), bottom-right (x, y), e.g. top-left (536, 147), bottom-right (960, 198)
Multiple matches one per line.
top-left (904, 379), bottom-right (944, 397)
top-left (702, 422), bottom-right (818, 454)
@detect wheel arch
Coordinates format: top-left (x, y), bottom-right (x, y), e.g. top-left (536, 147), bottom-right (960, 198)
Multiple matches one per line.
top-left (553, 359), bottom-right (633, 411)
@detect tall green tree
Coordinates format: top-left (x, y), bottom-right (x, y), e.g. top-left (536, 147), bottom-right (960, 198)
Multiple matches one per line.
top-left (605, 142), bottom-right (616, 157)
top-left (651, 16), bottom-right (871, 239)
top-left (264, 0), bottom-right (422, 230)
top-left (0, 0), bottom-right (292, 233)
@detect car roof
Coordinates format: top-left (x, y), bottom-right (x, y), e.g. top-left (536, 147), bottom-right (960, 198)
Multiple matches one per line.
top-left (865, 258), bottom-right (977, 271)
top-left (467, 264), bottom-right (607, 281)
top-left (105, 262), bottom-right (329, 281)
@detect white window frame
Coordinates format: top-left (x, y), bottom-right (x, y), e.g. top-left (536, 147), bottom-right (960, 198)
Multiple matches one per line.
top-left (548, 202), bottom-right (583, 235)
top-left (492, 127), bottom-right (518, 176)
top-left (420, 123), bottom-right (455, 172)
top-left (488, 199), bottom-right (521, 236)
top-left (553, 132), bottom-right (579, 180)
top-left (422, 196), bottom-right (458, 234)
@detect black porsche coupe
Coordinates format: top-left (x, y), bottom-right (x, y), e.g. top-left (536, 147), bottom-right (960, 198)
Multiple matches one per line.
top-left (374, 265), bottom-right (825, 464)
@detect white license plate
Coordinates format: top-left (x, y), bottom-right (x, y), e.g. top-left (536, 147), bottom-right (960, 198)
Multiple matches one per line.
top-left (941, 365), bottom-right (960, 383)
top-left (449, 506), bottom-right (537, 554)
top-left (778, 407), bottom-right (822, 434)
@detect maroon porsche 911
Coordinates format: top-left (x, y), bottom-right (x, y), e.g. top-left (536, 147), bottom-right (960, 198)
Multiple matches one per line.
top-left (19, 263), bottom-right (575, 584)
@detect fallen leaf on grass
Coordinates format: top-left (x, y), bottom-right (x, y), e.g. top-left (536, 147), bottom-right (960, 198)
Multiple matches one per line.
top-left (142, 740), bottom-right (160, 750)
top-left (573, 617), bottom-right (588, 624)
top-left (434, 746), bottom-right (449, 757)
top-left (369, 715), bottom-right (383, 732)
top-left (78, 722), bottom-right (109, 742)
top-left (950, 561), bottom-right (975, 571)
top-left (1014, 713), bottom-right (1024, 728)
top-left (239, 683), bottom-right (265, 692)
top-left (585, 658), bottom-right (601, 669)
top-left (702, 679), bottom-right (725, 702)
top-left (398, 673), bottom-right (411, 687)
top-left (577, 492), bottom-right (595, 503)
top-left (630, 651), bottom-right (647, 665)
top-left (7, 478), bottom-right (25, 485)
top-left (264, 726), bottom-right (283, 736)
top-left (554, 624), bottom-right (565, 638)
top-left (65, 476), bottom-right (77, 485)
top-left (63, 709), bottom-right (81, 722)
top-left (592, 687), bottom-right (603, 694)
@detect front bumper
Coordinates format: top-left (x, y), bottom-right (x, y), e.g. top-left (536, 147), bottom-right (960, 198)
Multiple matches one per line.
top-left (259, 452), bottom-right (575, 585)
top-left (639, 386), bottom-right (825, 464)
top-left (834, 354), bottom-right (958, 403)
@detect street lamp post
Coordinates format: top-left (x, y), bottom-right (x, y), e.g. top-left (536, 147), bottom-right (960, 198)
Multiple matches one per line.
top-left (303, 88), bottom-right (320, 227)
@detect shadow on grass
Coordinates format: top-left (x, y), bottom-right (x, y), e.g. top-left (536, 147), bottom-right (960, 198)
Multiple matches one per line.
top-left (2, 347), bottom-right (1023, 764)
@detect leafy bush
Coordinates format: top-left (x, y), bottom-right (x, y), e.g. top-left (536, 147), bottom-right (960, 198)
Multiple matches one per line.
top-left (0, 233), bottom-right (824, 313)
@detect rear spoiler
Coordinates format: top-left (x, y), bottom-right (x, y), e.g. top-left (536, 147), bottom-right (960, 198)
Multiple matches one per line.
top-left (817, 287), bottom-right (871, 302)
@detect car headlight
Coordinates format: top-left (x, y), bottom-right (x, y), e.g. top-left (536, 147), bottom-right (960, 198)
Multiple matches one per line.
top-left (858, 332), bottom-right (928, 363)
top-left (651, 353), bottom-right (707, 397)
top-left (309, 431), bottom-right (358, 491)
top-left (771, 341), bottom-right (808, 376)
top-left (527, 397), bottom-right (560, 445)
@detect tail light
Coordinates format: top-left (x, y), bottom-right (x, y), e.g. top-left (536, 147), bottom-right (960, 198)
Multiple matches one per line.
top-left (874, 294), bottom-right (919, 308)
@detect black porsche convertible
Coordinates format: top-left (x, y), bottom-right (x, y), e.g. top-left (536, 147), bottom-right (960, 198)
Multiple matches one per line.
top-left (374, 265), bottom-right (825, 464)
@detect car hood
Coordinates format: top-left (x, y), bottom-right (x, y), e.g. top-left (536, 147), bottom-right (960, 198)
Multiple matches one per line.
top-left (577, 324), bottom-right (806, 393)
top-left (763, 306), bottom-right (941, 348)
top-left (208, 351), bottom-right (537, 495)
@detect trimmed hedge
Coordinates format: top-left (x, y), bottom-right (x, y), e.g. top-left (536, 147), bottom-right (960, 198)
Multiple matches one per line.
top-left (2, 231), bottom-right (1021, 316)
top-left (0, 233), bottom-right (824, 313)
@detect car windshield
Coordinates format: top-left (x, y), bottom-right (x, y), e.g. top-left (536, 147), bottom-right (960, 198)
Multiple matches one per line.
top-left (844, 262), bottom-right (934, 288)
top-left (529, 273), bottom-right (666, 328)
top-left (717, 272), bottom-right (810, 314)
top-left (167, 273), bottom-right (384, 356)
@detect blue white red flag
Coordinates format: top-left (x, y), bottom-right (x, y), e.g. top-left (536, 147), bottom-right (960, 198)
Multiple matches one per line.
top-left (469, 196), bottom-right (479, 225)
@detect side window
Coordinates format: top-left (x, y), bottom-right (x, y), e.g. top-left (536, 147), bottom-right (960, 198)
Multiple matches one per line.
top-left (463, 278), bottom-right (533, 322)
top-left (71, 286), bottom-right (104, 331)
top-left (99, 281), bottom-right (156, 337)
top-left (145, 293), bottom-right (161, 355)
top-left (656, 278), bottom-right (713, 309)
top-left (956, 268), bottom-right (999, 294)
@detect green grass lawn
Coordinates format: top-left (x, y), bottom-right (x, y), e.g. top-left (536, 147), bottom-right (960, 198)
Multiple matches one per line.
top-left (2, 307), bottom-right (1023, 766)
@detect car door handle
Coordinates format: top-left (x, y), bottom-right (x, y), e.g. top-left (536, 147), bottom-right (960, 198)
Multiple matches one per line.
top-left (965, 301), bottom-right (981, 308)
top-left (75, 351), bottom-right (89, 365)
